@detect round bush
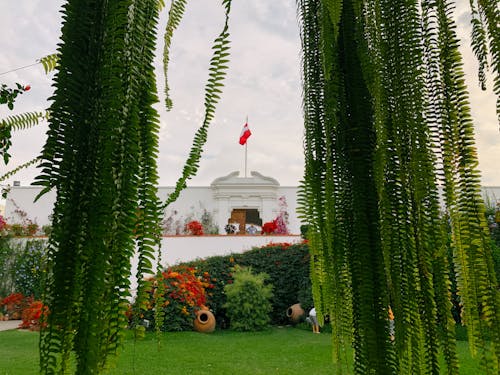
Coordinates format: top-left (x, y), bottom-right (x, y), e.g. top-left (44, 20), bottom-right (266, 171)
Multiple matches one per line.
top-left (224, 266), bottom-right (273, 331)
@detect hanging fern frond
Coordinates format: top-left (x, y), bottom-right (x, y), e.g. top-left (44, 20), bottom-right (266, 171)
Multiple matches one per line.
top-left (468, 0), bottom-right (500, 126)
top-left (0, 157), bottom-right (40, 182)
top-left (0, 110), bottom-right (49, 131)
top-left (0, 111), bottom-right (48, 165)
top-left (428, 1), bottom-right (500, 372)
top-left (163, 0), bottom-right (232, 209)
top-left (468, 1), bottom-right (489, 90)
top-left (37, 53), bottom-right (59, 74)
top-left (299, 0), bottom-right (498, 373)
top-left (163, 0), bottom-right (188, 110)
top-left (36, 0), bottom-right (164, 372)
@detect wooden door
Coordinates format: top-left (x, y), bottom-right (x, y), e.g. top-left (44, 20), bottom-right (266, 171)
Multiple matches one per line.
top-left (230, 209), bottom-right (246, 234)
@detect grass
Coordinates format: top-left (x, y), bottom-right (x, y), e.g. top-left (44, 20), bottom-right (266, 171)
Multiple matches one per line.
top-left (0, 326), bottom-right (482, 374)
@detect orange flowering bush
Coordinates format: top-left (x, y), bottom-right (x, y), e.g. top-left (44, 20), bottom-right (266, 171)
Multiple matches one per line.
top-left (0, 292), bottom-right (27, 319)
top-left (20, 300), bottom-right (48, 330)
top-left (0, 292), bottom-right (47, 329)
top-left (143, 266), bottom-right (214, 331)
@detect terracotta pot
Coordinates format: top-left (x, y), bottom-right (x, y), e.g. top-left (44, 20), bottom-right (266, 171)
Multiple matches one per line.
top-left (286, 303), bottom-right (305, 323)
top-left (193, 309), bottom-right (216, 333)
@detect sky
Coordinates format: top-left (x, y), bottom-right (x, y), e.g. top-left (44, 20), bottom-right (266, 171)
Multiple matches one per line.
top-left (0, 0), bottom-right (498, 189)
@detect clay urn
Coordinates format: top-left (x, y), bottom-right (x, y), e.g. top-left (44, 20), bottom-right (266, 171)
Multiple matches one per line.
top-left (193, 309), bottom-right (216, 333)
top-left (286, 303), bottom-right (305, 323)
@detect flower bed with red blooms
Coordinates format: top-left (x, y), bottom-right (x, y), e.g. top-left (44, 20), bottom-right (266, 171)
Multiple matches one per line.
top-left (142, 266), bottom-right (214, 331)
top-left (263, 242), bottom-right (292, 248)
top-left (0, 292), bottom-right (47, 329)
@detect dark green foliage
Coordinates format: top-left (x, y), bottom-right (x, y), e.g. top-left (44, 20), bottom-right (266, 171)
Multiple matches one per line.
top-left (174, 242), bottom-right (311, 327)
top-left (224, 266), bottom-right (273, 331)
top-left (0, 83), bottom-right (28, 111)
top-left (300, 224), bottom-right (309, 240)
top-left (33, 0), bottom-right (163, 372)
top-left (298, 0), bottom-right (499, 374)
top-left (11, 240), bottom-right (48, 300)
top-left (0, 239), bottom-right (48, 300)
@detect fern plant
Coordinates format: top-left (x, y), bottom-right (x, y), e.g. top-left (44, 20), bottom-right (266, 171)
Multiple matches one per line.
top-left (29, 0), bottom-right (234, 372)
top-left (34, 0), bottom-right (163, 373)
top-left (298, 0), bottom-right (499, 374)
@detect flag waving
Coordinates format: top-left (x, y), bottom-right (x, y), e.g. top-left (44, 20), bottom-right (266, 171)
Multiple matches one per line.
top-left (239, 122), bottom-right (252, 145)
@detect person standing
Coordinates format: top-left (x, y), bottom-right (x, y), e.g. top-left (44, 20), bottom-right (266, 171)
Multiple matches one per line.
top-left (309, 307), bottom-right (320, 333)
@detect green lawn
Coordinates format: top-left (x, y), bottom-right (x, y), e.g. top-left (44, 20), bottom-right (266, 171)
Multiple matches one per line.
top-left (0, 327), bottom-right (481, 374)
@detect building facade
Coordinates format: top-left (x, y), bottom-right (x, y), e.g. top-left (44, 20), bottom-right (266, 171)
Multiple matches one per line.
top-left (4, 171), bottom-right (302, 235)
top-left (4, 171), bottom-right (500, 236)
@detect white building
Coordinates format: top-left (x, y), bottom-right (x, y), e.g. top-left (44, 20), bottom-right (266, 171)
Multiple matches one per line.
top-left (4, 172), bottom-right (500, 237)
top-left (4, 171), bottom-right (302, 235)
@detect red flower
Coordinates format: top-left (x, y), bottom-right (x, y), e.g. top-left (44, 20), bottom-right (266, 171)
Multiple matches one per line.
top-left (20, 300), bottom-right (48, 330)
top-left (261, 221), bottom-right (277, 234)
top-left (185, 220), bottom-right (204, 235)
top-left (24, 85), bottom-right (31, 91)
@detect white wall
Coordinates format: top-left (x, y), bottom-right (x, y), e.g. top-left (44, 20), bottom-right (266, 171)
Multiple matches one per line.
top-left (4, 185), bottom-right (303, 234)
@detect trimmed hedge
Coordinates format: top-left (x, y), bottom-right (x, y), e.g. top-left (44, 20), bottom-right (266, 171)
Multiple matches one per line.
top-left (172, 242), bottom-right (312, 326)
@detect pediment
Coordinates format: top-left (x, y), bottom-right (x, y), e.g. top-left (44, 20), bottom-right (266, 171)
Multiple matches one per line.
top-left (210, 171), bottom-right (280, 188)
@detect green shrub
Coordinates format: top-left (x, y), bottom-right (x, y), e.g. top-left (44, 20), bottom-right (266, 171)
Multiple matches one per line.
top-left (233, 242), bottom-right (312, 324)
top-left (12, 240), bottom-right (48, 299)
top-left (0, 238), bottom-right (15, 297)
top-left (0, 239), bottom-right (49, 299)
top-left (224, 267), bottom-right (273, 331)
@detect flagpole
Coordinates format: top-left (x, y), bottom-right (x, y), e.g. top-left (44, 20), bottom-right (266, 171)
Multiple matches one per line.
top-left (245, 115), bottom-right (248, 177)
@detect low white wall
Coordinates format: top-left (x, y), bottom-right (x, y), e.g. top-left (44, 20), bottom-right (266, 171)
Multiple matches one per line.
top-left (158, 234), bottom-right (302, 266)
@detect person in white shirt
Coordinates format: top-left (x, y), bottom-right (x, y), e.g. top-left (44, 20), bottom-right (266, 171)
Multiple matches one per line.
top-left (309, 307), bottom-right (320, 333)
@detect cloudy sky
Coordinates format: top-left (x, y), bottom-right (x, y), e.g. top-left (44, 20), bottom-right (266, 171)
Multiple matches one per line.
top-left (0, 0), bottom-right (498, 189)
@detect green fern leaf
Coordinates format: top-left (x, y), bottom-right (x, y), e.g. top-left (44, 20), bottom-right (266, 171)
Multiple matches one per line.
top-left (37, 53), bottom-right (59, 74)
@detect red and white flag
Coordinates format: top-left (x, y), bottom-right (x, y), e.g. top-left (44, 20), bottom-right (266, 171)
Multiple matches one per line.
top-left (239, 122), bottom-right (252, 145)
